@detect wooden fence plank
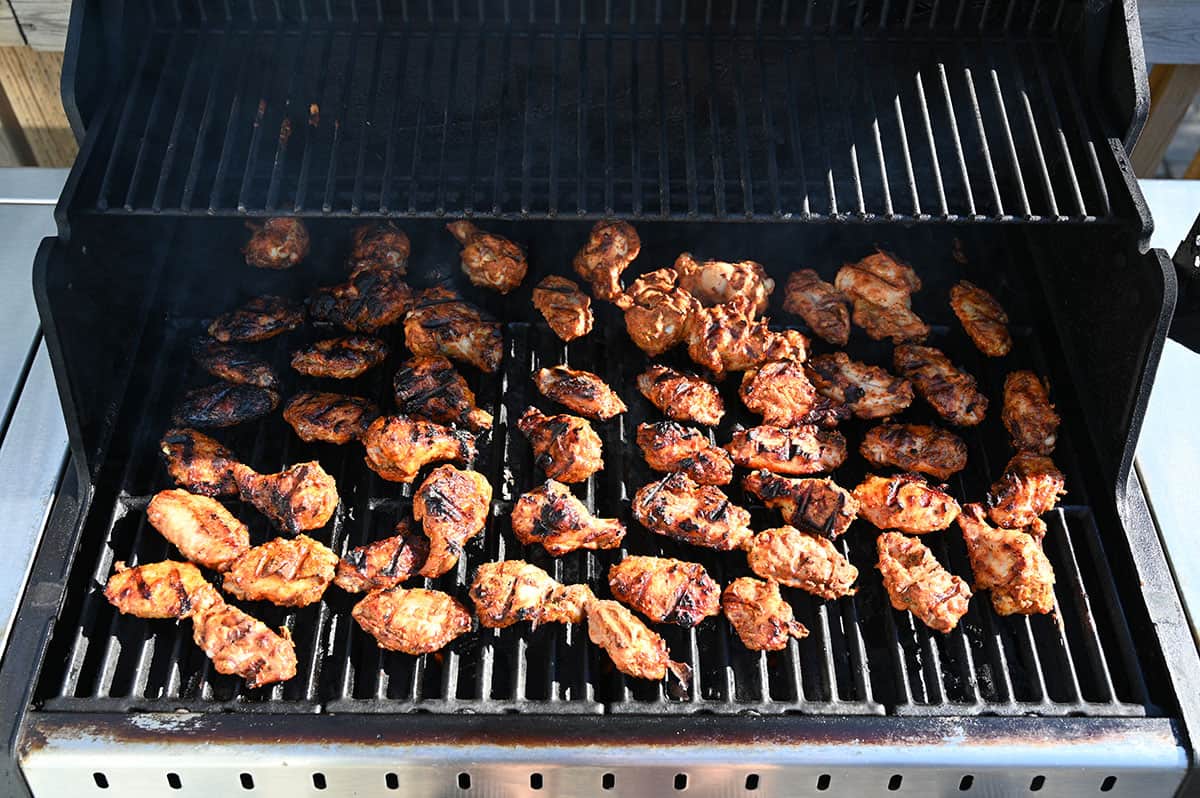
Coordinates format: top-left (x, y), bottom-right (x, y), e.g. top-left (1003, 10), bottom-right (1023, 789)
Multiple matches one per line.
top-left (1132, 64), bottom-right (1200, 177)
top-left (0, 46), bottom-right (74, 166)
top-left (8, 0), bottom-right (68, 52)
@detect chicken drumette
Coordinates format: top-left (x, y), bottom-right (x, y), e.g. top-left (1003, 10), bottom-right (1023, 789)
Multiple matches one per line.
top-left (835, 249), bottom-right (922, 307)
top-left (744, 526), bottom-right (858, 600)
top-left (291, 336), bottom-right (389, 379)
top-left (950, 280), bottom-right (1012, 358)
top-left (672, 252), bottom-right (775, 314)
top-left (533, 366), bottom-right (627, 421)
top-left (782, 269), bottom-right (850, 346)
top-left (621, 268), bottom-right (701, 356)
top-left (894, 344), bottom-right (988, 426)
top-left (208, 295), bottom-right (305, 343)
top-left (192, 339), bottom-right (278, 389)
top-left (191, 600), bottom-right (298, 688)
top-left (632, 473), bottom-right (753, 551)
top-left (404, 286), bottom-right (504, 373)
top-left (146, 489), bottom-right (250, 572)
top-left (335, 519), bottom-right (430, 593)
top-left (233, 461), bottom-right (339, 533)
top-left (517, 407), bottom-right (604, 483)
top-left (309, 267), bottom-right (413, 334)
top-left (805, 352), bottom-right (914, 419)
top-left (722, 577), bottom-right (809, 651)
top-left (608, 556), bottom-right (720, 628)
top-left (160, 428), bottom-right (239, 497)
top-left (173, 383), bottom-right (280, 429)
top-left (244, 218), bottom-right (309, 270)
top-left (447, 221), bottom-right (527, 294)
top-left (958, 503), bottom-right (1054, 616)
top-left (740, 359), bottom-right (819, 428)
top-left (348, 221), bottom-right (410, 275)
top-left (876, 532), bottom-right (972, 634)
top-left (532, 275), bottom-right (594, 341)
top-left (283, 391), bottom-right (380, 444)
top-left (986, 452), bottom-right (1066, 528)
top-left (222, 534), bottom-right (339, 607)
top-left (684, 297), bottom-right (798, 378)
top-left (859, 423), bottom-right (968, 481)
top-left (104, 560), bottom-right (220, 619)
top-left (742, 470), bottom-right (859, 540)
top-left (413, 465), bottom-right (493, 578)
top-left (635, 421), bottom-right (733, 485)
top-left (636, 365), bottom-right (725, 426)
top-left (352, 587), bottom-right (472, 655)
top-left (393, 355), bottom-right (493, 432)
top-left (586, 599), bottom-right (691, 683)
top-left (850, 299), bottom-right (931, 344)
top-left (724, 425), bottom-right (848, 476)
top-left (361, 414), bottom-right (476, 483)
top-left (1002, 371), bottom-right (1060, 455)
top-left (510, 480), bottom-right (626, 556)
top-left (573, 220), bottom-right (641, 303)
top-left (469, 560), bottom-right (594, 629)
top-left (853, 473), bottom-right (961, 534)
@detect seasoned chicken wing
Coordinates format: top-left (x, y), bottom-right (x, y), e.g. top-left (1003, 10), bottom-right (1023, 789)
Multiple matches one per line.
top-left (291, 336), bottom-right (388, 379)
top-left (393, 355), bottom-right (493, 431)
top-left (850, 299), bottom-right (931, 344)
top-left (335, 519), bottom-right (430, 593)
top-left (894, 344), bottom-right (988, 426)
top-left (208, 295), bottom-right (305, 343)
top-left (233, 461), bottom-right (339, 534)
top-left (859, 423), bottom-right (968, 481)
top-left (950, 280), bottom-right (1012, 357)
top-left (672, 252), bottom-right (775, 314)
top-left (348, 221), bottom-right (410, 275)
top-left (222, 534), bottom-right (339, 607)
top-left (309, 267), bottom-right (413, 333)
top-left (413, 465), bottom-right (493, 578)
top-left (193, 339), bottom-right (278, 389)
top-left (805, 352), bottom-right (914, 419)
top-left (1002, 371), bottom-right (1060, 455)
top-left (404, 286), bottom-right (504, 373)
top-left (745, 526), bottom-right (858, 600)
top-left (352, 587), bottom-right (472, 655)
top-left (740, 359), bottom-right (817, 428)
top-left (724, 425), bottom-right (848, 475)
top-left (146, 489), bottom-right (250, 572)
top-left (532, 275), bottom-right (594, 341)
top-left (517, 407), bottom-right (604, 483)
top-left (469, 560), bottom-right (595, 628)
top-left (173, 382), bottom-right (280, 429)
top-left (632, 472), bottom-right (753, 551)
top-left (104, 560), bottom-right (219, 619)
top-left (361, 414), bottom-right (476, 483)
top-left (533, 366), bottom-right (627, 421)
top-left (160, 428), bottom-right (239, 497)
top-left (722, 577), bottom-right (809, 651)
top-left (636, 365), bottom-right (725, 426)
top-left (244, 218), bottom-right (309, 270)
top-left (853, 473), bottom-right (961, 533)
top-left (447, 220), bottom-right (527, 294)
top-left (782, 269), bottom-right (850, 346)
top-left (742, 470), bottom-right (859, 540)
top-left (835, 249), bottom-right (921, 307)
top-left (586, 599), bottom-right (691, 683)
top-left (510, 480), bottom-right (626, 556)
top-left (191, 600), bottom-right (297, 688)
top-left (283, 391), bottom-right (380, 444)
top-left (987, 452), bottom-right (1066, 528)
top-left (959, 504), bottom-right (1054, 616)
top-left (608, 556), bottom-right (720, 628)
top-left (573, 220), bottom-right (641, 303)
top-left (876, 532), bottom-right (972, 634)
top-left (684, 297), bottom-right (788, 378)
top-left (636, 421), bottom-right (733, 485)
top-left (622, 267), bottom-right (700, 356)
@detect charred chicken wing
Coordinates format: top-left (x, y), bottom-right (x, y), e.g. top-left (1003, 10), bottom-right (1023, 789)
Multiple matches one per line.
top-left (586, 599), bottom-right (691, 683)
top-left (283, 391), bottom-right (380, 444)
top-left (309, 267), bottom-right (413, 333)
top-left (104, 560), bottom-right (219, 619)
top-left (510, 480), bottom-right (626, 556)
top-left (805, 352), bottom-right (914, 419)
top-left (517, 407), bottom-right (604, 483)
top-left (291, 336), bottom-right (389, 379)
top-left (684, 296), bottom-right (789, 378)
top-left (413, 465), bottom-right (493, 578)
top-left (782, 269), bottom-right (850, 346)
top-left (850, 299), bottom-right (931, 344)
top-left (608, 556), bottom-right (720, 627)
top-left (335, 519), bottom-right (430, 593)
top-left (404, 286), bottom-right (504, 373)
top-left (987, 452), bottom-right (1066, 528)
top-left (533, 366), bottom-right (627, 421)
top-left (740, 359), bottom-right (818, 428)
top-left (959, 503), bottom-right (1054, 616)
top-left (208, 295), bottom-right (305, 343)
top-left (950, 280), bottom-right (1012, 357)
top-left (191, 600), bottom-right (298, 688)
top-left (835, 249), bottom-right (922, 307)
top-left (636, 365), bottom-right (725, 426)
top-left (361, 414), bottom-right (476, 483)
top-left (745, 526), bottom-right (858, 600)
top-left (742, 470), bottom-right (859, 540)
top-left (573, 220), bottom-right (641, 303)
top-left (622, 267), bottom-right (700, 356)
top-left (222, 534), bottom-right (339, 607)
top-left (722, 577), bottom-right (809, 651)
top-left (233, 461), bottom-right (339, 533)
top-left (859, 423), bottom-right (968, 481)
top-left (632, 473), bottom-right (753, 551)
top-left (393, 356), bottom-right (493, 432)
top-left (348, 221), bottom-right (410, 275)
top-left (635, 421), bottom-right (733, 485)
top-left (146, 489), bottom-right (250, 572)
top-left (672, 252), bottom-right (775, 314)
top-left (469, 560), bottom-right (595, 629)
top-left (160, 428), bottom-right (239, 497)
top-left (244, 218), bottom-right (309, 270)
top-left (724, 425), bottom-right (848, 476)
top-left (173, 382), bottom-right (280, 429)
top-left (894, 344), bottom-right (988, 426)
top-left (352, 587), bottom-right (473, 655)
top-left (876, 532), bottom-right (972, 633)
top-left (853, 473), bottom-right (961, 534)
top-left (532, 275), bottom-right (594, 341)
top-left (1002, 371), bottom-right (1060, 455)
top-left (447, 220), bottom-right (527, 294)
top-left (193, 339), bottom-right (278, 389)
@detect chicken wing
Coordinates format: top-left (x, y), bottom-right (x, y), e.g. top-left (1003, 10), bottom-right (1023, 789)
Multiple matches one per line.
top-left (672, 252), bottom-right (775, 314)
top-left (208, 295), bottom-right (305, 343)
top-left (193, 339), bottom-right (278, 389)
top-left (510, 480), bottom-right (626, 556)
top-left (244, 218), bottom-right (309, 270)
top-left (742, 470), bottom-right (859, 540)
top-left (835, 249), bottom-right (921, 307)
top-left (160, 428), bottom-right (239, 497)
top-left (684, 296), bottom-right (788, 378)
top-left (636, 365), bottom-right (725, 426)
top-left (950, 280), bottom-right (1012, 357)
top-left (724, 425), bottom-right (848, 475)
top-left (222, 534), bottom-right (339, 607)
top-left (233, 461), bottom-right (339, 533)
top-left (782, 269), bottom-right (850, 346)
top-left (352, 586), bottom-right (473, 655)
top-left (876, 532), bottom-right (972, 633)
top-left (104, 560), bottom-right (220, 619)
top-left (404, 286), bottom-right (504, 373)
top-left (959, 503), bottom-right (1054, 616)
top-left (309, 267), bottom-right (414, 333)
top-left (744, 526), bottom-right (858, 600)
top-left (573, 220), bottom-right (641, 303)
top-left (740, 359), bottom-right (818, 428)
top-left (283, 391), bottom-right (380, 444)
top-left (393, 355), bottom-right (493, 432)
top-left (291, 336), bottom-right (389, 379)
top-left (413, 465), bottom-right (493, 578)
top-left (850, 299), bottom-right (931, 344)
top-left (146, 489), bottom-right (250, 572)
top-left (632, 472), bottom-right (753, 551)
top-left (447, 221), bottom-right (527, 294)
top-left (859, 423), bottom-right (968, 481)
top-left (517, 407), bottom-right (604, 483)
top-left (853, 473), bottom-right (961, 533)
top-left (621, 267), bottom-right (700, 356)
top-left (635, 421), bottom-right (733, 485)
top-left (1002, 371), bottom-right (1060, 455)
top-left (586, 599), bottom-right (691, 683)
top-left (361, 414), bottom-right (477, 483)
top-left (986, 452), bottom-right (1066, 528)
top-left (533, 366), bottom-right (627, 421)
top-left (722, 577), bottom-right (809, 651)
top-left (335, 519), bottom-right (430, 593)
top-left (173, 382), bottom-right (280, 429)
top-left (348, 221), bottom-right (410, 275)
top-left (469, 560), bottom-right (595, 628)
top-left (894, 344), bottom-right (988, 426)
top-left (532, 275), bottom-right (594, 341)
top-left (805, 352), bottom-right (914, 419)
top-left (608, 556), bottom-right (720, 628)
top-left (191, 600), bottom-right (297, 688)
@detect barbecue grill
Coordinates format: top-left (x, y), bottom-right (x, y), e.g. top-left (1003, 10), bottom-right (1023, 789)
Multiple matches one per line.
top-left (5, 0), bottom-right (1200, 795)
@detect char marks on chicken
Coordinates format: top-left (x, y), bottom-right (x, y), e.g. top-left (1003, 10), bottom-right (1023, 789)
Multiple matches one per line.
top-left (532, 275), bottom-right (594, 341)
top-left (744, 526), bottom-right (859, 600)
top-left (636, 421), bottom-right (733, 485)
top-left (222, 534), bottom-right (339, 607)
top-left (621, 267), bottom-right (700, 356)
top-left (742, 470), bottom-right (859, 539)
top-left (173, 382), bottom-right (280, 429)
top-left (413, 465), bottom-right (493, 578)
top-left (894, 344), bottom-right (988, 426)
top-left (208, 295), bottom-right (305, 343)
top-left (193, 339), bottom-right (278, 389)
top-left (352, 587), bottom-right (472, 655)
top-left (361, 414), bottom-right (477, 483)
top-left (1002, 371), bottom-right (1060, 455)
top-left (573, 220), bottom-right (641, 303)
top-left (160, 428), bottom-right (239, 497)
top-left (104, 561), bottom-right (220, 620)
top-left (959, 503), bottom-right (1054, 616)
top-left (859, 423), bottom-right (968, 481)
top-left (309, 267), bottom-right (413, 333)
top-left (672, 252), bottom-right (775, 314)
top-left (724, 425), bottom-right (848, 475)
top-left (740, 358), bottom-right (818, 428)
top-left (447, 221), bottom-right (527, 294)
top-left (722, 577), bottom-right (809, 651)
top-left (533, 365), bottom-right (627, 421)
top-left (349, 221), bottom-right (410, 275)
top-left (636, 364), bottom-right (725, 426)
top-left (146, 488), bottom-right (250, 572)
top-left (510, 480), bottom-right (626, 556)
top-left (987, 452), bottom-right (1066, 528)
top-left (608, 556), bottom-right (721, 627)
top-left (469, 560), bottom-right (594, 629)
top-left (853, 473), bottom-right (961, 534)
top-left (404, 286), bottom-right (503, 373)
top-left (394, 355), bottom-right (494, 431)
top-left (876, 532), bottom-right (972, 634)
top-left (632, 472), bottom-right (753, 551)
top-left (950, 280), bottom-right (1012, 357)
top-left (805, 352), bottom-right (914, 419)
top-left (517, 407), bottom-right (604, 483)
top-left (335, 519), bottom-right (430, 593)
top-left (283, 391), bottom-right (380, 444)
top-left (782, 269), bottom-right (850, 346)
top-left (233, 461), bottom-right (339, 533)
top-left (291, 335), bottom-right (389, 379)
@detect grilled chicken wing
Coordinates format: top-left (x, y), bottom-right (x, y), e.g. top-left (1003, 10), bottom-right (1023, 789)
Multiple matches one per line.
top-left (672, 253), bottom-right (775, 314)
top-left (335, 519), bottom-right (430, 593)
top-left (850, 299), bottom-right (931, 344)
top-left (393, 355), bottom-right (493, 432)
top-left (413, 465), bottom-right (493, 578)
top-left (309, 267), bottom-right (413, 333)
top-left (684, 297), bottom-right (790, 378)
top-left (740, 359), bottom-right (818, 428)
top-left (894, 344), bottom-right (988, 426)
top-left (348, 221), bottom-right (410, 275)
top-left (233, 461), bottom-right (339, 533)
top-left (586, 599), bottom-right (691, 683)
top-left (173, 382), bottom-right (280, 429)
top-left (805, 352), bottom-right (914, 420)
top-left (722, 577), bottom-right (809, 651)
top-left (469, 560), bottom-right (595, 628)
top-left (447, 221), bottom-right (527, 294)
top-left (782, 269), bottom-right (851, 346)
top-left (160, 428), bottom-right (239, 497)
top-left (959, 503), bottom-right (1054, 616)
top-left (622, 268), bottom-right (701, 356)
top-left (632, 473), bottom-right (753, 551)
top-left (635, 421), bottom-right (733, 485)
top-left (193, 339), bottom-right (278, 389)
top-left (745, 526), bottom-right (858, 600)
top-left (608, 556), bottom-right (720, 627)
top-left (104, 560), bottom-right (219, 619)
top-left (573, 220), bottom-right (641, 303)
top-left (636, 365), bottom-right (725, 426)
top-left (352, 586), bottom-right (473, 654)
top-left (222, 534), bottom-right (339, 607)
top-left (146, 489), bottom-right (250, 572)
top-left (876, 532), bottom-right (972, 633)
top-left (532, 276), bottom-right (594, 341)
top-left (835, 249), bottom-right (921, 307)
top-left (533, 366), bottom-right (627, 421)
top-left (742, 470), bottom-right (859, 540)
top-left (291, 336), bottom-right (389, 379)
top-left (1002, 371), bottom-right (1060, 455)
top-left (191, 600), bottom-right (297, 688)
top-left (283, 391), bottom-right (380, 444)
top-left (361, 414), bottom-right (476, 483)
top-left (724, 425), bottom-right (848, 475)
top-left (517, 407), bottom-right (604, 483)
top-left (987, 452), bottom-right (1066, 528)
top-left (404, 286), bottom-right (504, 373)
top-left (510, 480), bottom-right (626, 556)
top-left (208, 295), bottom-right (305, 343)
top-left (950, 280), bottom-right (1012, 357)
top-left (859, 423), bottom-right (968, 481)
top-left (244, 218), bottom-right (309, 270)
top-left (853, 473), bottom-right (961, 533)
